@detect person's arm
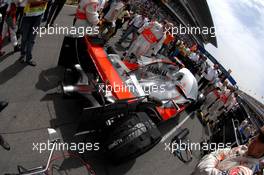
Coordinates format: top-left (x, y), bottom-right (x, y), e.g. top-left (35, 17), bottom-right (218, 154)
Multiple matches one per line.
top-left (152, 34), bottom-right (166, 55)
top-left (85, 2), bottom-right (99, 25)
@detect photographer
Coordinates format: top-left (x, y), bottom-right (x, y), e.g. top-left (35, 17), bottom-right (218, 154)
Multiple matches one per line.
top-left (194, 126), bottom-right (264, 175)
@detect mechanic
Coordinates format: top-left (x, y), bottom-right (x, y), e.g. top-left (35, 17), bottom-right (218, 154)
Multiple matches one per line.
top-left (198, 64), bottom-right (219, 92)
top-left (99, 0), bottom-right (128, 41)
top-left (196, 55), bottom-right (208, 77)
top-left (208, 81), bottom-right (233, 117)
top-left (0, 100), bottom-right (9, 150)
top-left (74, 0), bottom-right (100, 33)
top-left (189, 52), bottom-right (200, 63)
top-left (194, 126), bottom-right (264, 175)
top-left (19, 0), bottom-right (48, 66)
top-left (199, 79), bottom-right (223, 121)
top-left (124, 19), bottom-right (169, 59)
top-left (158, 31), bottom-right (174, 56)
top-left (224, 92), bottom-right (239, 112)
top-left (0, 0), bottom-right (8, 56)
top-left (150, 21), bottom-right (174, 56)
top-left (1, 2), bottom-right (20, 53)
top-left (117, 11), bottom-right (148, 48)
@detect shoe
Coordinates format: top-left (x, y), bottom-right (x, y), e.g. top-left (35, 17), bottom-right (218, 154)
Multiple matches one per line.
top-left (0, 135), bottom-right (10, 151)
top-left (0, 51), bottom-right (5, 57)
top-left (14, 45), bottom-right (21, 52)
top-left (26, 60), bottom-right (36, 67)
top-left (18, 55), bottom-right (25, 63)
top-left (0, 101), bottom-right (8, 112)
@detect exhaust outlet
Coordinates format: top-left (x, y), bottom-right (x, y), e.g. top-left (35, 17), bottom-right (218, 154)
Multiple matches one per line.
top-left (59, 84), bottom-right (94, 95)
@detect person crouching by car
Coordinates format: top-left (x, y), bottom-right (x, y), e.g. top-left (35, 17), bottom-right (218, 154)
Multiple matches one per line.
top-left (1, 2), bottom-right (20, 53)
top-left (194, 126), bottom-right (264, 175)
top-left (19, 0), bottom-right (48, 67)
top-left (74, 0), bottom-right (100, 36)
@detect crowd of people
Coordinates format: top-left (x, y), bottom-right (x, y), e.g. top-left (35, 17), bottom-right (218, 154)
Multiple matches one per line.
top-left (0, 0), bottom-right (263, 174)
top-left (0, 0), bottom-right (65, 66)
top-left (0, 0), bottom-right (67, 152)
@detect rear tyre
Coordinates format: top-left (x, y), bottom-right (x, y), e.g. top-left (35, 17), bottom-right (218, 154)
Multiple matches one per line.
top-left (104, 112), bottom-right (161, 163)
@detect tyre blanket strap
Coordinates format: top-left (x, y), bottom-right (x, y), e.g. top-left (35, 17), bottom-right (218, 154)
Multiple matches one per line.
top-left (171, 128), bottom-right (193, 163)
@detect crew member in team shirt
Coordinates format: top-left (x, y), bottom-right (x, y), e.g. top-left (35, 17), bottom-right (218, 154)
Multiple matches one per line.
top-left (198, 64), bottom-right (219, 91)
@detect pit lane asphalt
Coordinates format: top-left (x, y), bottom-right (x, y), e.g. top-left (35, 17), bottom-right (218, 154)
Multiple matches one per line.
top-left (0, 6), bottom-right (208, 175)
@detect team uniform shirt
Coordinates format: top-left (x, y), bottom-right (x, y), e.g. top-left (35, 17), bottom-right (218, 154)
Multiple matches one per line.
top-left (75, 0), bottom-right (99, 30)
top-left (189, 52), bottom-right (200, 62)
top-left (226, 93), bottom-right (238, 111)
top-left (127, 21), bottom-right (166, 57)
top-left (204, 66), bottom-right (218, 82)
top-left (129, 14), bottom-right (148, 28)
top-left (219, 87), bottom-right (231, 104)
top-left (23, 0), bottom-right (48, 16)
top-left (195, 145), bottom-right (263, 175)
top-left (2, 2), bottom-right (18, 46)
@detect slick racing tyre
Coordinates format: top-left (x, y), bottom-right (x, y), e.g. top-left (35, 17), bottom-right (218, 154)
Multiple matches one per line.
top-left (105, 112), bottom-right (161, 163)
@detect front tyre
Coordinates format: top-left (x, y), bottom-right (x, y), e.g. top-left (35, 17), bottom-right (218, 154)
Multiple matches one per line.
top-left (104, 112), bottom-right (161, 163)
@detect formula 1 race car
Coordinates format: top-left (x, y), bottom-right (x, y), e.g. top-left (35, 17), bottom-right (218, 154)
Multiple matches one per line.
top-left (58, 36), bottom-right (201, 163)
